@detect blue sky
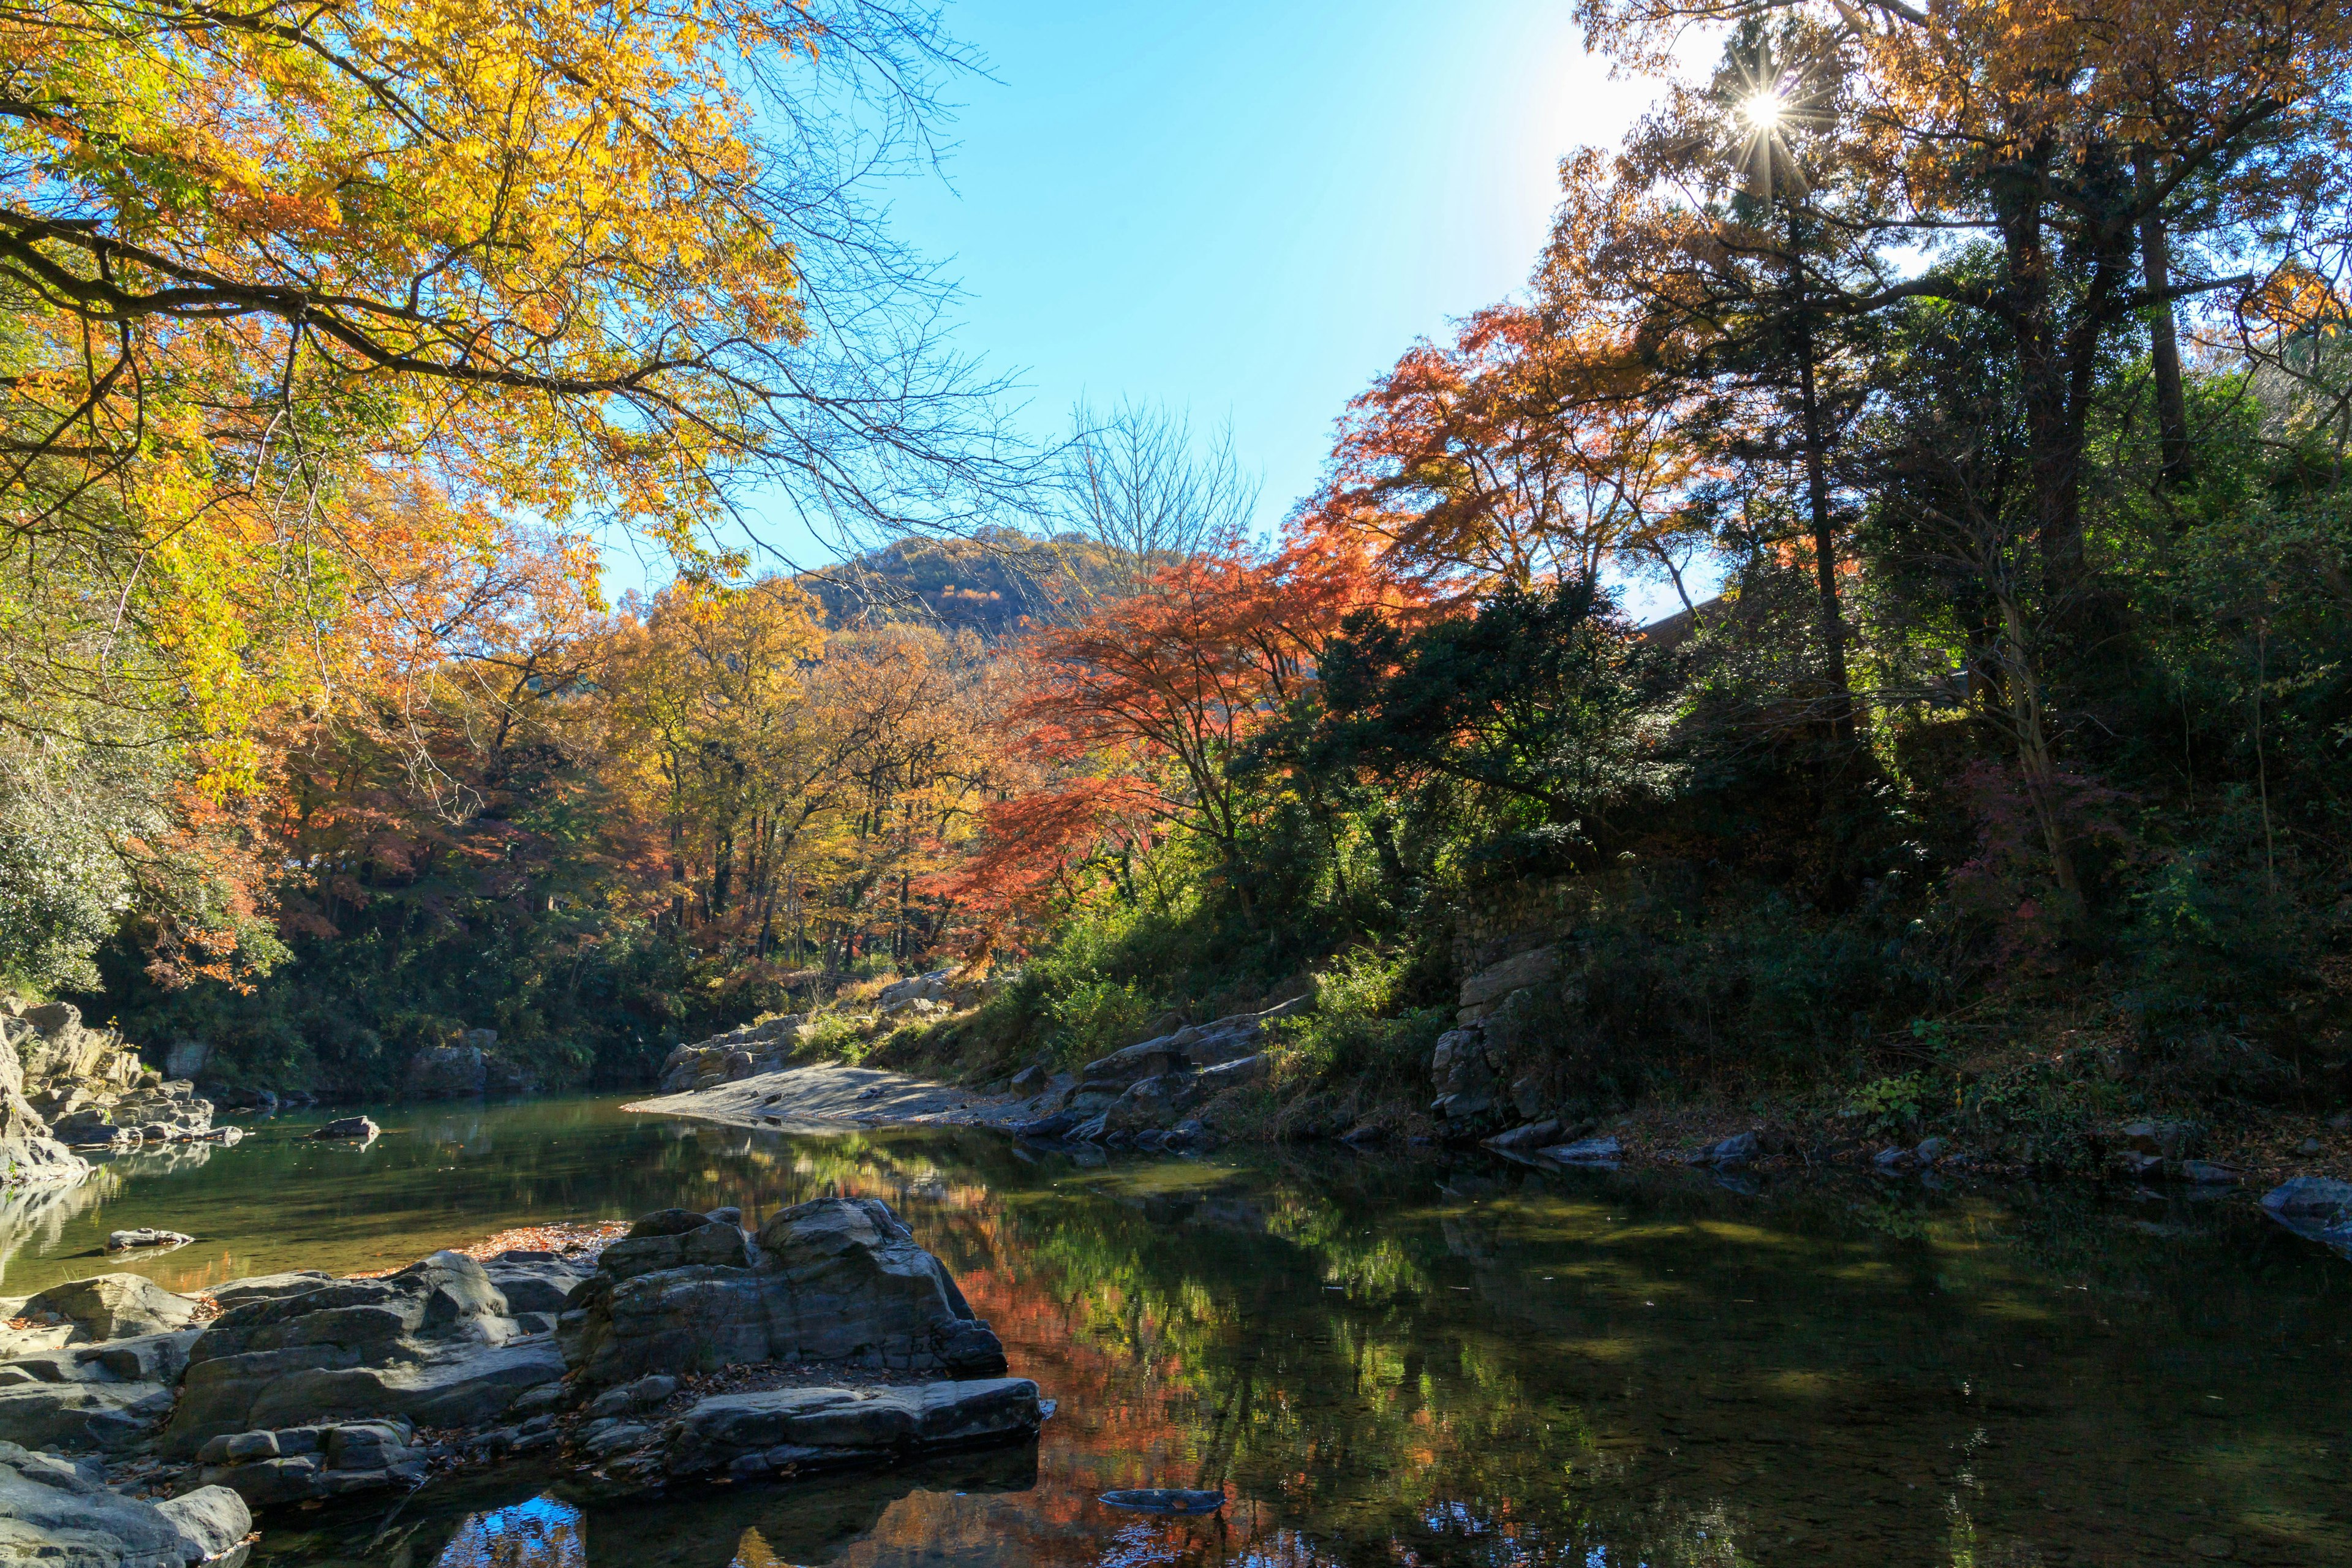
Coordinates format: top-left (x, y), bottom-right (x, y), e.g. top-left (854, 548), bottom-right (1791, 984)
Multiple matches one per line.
top-left (674, 0), bottom-right (1690, 616)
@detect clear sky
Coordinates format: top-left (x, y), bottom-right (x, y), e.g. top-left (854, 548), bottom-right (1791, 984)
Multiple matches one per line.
top-left (681, 0), bottom-right (1691, 616)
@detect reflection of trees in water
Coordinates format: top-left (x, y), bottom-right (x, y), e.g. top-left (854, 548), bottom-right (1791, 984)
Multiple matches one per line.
top-left (0, 1140), bottom-right (224, 1294)
top-left (0, 1165), bottom-right (127, 1292)
top-left (431, 1494), bottom-right (585, 1568)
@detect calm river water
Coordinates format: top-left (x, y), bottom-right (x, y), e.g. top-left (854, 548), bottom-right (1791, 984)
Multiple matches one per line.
top-left (2, 1095), bottom-right (2346, 1567)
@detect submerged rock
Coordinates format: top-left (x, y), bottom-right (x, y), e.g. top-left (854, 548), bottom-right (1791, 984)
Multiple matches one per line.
top-left (558, 1197), bottom-right (1005, 1388)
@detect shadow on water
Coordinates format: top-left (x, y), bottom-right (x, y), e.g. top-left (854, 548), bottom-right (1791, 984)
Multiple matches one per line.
top-left (5, 1095), bottom-right (2347, 1566)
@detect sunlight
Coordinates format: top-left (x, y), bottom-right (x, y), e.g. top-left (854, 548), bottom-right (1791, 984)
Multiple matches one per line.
top-left (1737, 88), bottom-right (1789, 132)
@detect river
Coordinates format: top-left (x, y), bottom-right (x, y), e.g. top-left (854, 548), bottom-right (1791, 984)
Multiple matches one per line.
top-left (3, 1095), bottom-right (2345, 1566)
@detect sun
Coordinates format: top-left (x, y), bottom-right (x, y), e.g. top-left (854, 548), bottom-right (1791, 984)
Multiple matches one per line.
top-left (1738, 88), bottom-right (1789, 132)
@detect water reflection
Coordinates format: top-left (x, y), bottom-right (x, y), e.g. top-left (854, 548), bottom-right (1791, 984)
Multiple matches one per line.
top-left (2, 1096), bottom-right (2343, 1566)
top-left (434, 1494), bottom-right (584, 1568)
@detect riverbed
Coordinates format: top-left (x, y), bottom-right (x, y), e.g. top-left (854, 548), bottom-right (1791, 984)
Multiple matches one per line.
top-left (5, 1094), bottom-right (2346, 1566)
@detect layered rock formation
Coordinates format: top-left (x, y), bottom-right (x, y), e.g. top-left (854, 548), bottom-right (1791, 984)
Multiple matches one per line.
top-left (1009, 1000), bottom-right (1301, 1148)
top-left (0, 1195), bottom-right (1038, 1534)
top-left (658, 1016), bottom-right (817, 1092)
top-left (0, 1442), bottom-right (248, 1566)
top-left (559, 1197), bottom-right (1005, 1387)
top-left (0, 1001), bottom-right (225, 1171)
top-left (163, 1251), bottom-right (574, 1457)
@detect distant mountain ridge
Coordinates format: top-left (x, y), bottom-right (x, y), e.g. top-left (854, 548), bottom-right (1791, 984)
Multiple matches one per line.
top-left (799, 529), bottom-right (1126, 640)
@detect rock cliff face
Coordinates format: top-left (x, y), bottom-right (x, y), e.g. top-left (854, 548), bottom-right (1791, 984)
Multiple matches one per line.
top-left (0, 1004), bottom-right (95, 1188)
top-left (0, 1000), bottom-right (228, 1177)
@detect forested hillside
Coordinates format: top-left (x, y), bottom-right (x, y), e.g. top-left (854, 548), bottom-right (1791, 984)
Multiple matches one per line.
top-left (7, 0), bottom-right (2352, 1149)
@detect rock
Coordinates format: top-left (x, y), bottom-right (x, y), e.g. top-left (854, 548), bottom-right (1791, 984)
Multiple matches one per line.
top-left (0, 1380), bottom-right (176, 1452)
top-left (184, 1419), bottom-right (424, 1506)
top-left (2176, 1159), bottom-right (2239, 1186)
top-left (69, 1328), bottom-right (202, 1386)
top-left (1873, 1145), bottom-right (1915, 1172)
top-left (2260, 1177), bottom-right (2352, 1256)
top-left (1008, 1065), bottom-right (1047, 1093)
top-left (2297, 1137), bottom-right (2326, 1157)
top-left (2188, 1535), bottom-right (2234, 1560)
top-left (153, 1485), bottom-right (251, 1559)
top-left (2329, 1110), bottom-right (2352, 1133)
top-left (20, 1003), bottom-right (78, 1035)
top-left (161, 1039), bottom-right (211, 1081)
top-left (1428, 1028), bottom-right (1502, 1122)
top-left (162, 1251), bottom-right (562, 1453)
top-left (405, 1045), bottom-right (487, 1098)
top-left (586, 1373), bottom-right (677, 1421)
top-left (1506, 1072), bottom-right (1548, 1122)
top-left (1010, 1110), bottom-right (1079, 1140)
top-left (559, 1197), bottom-right (1005, 1389)
top-left (107, 1229), bottom-right (194, 1253)
top-left (311, 1115), bottom-right (378, 1141)
top-left (1913, 1137), bottom-right (1946, 1164)
top-left (597, 1219), bottom-right (749, 1283)
top-left (480, 1259), bottom-right (584, 1316)
top-left (1482, 1120), bottom-right (1563, 1153)
top-left (0, 1439), bottom-right (228, 1566)
top-left (23, 1275), bottom-right (201, 1342)
top-left (1700, 1131), bottom-right (1761, 1169)
top-left (662, 1377), bottom-right (1042, 1480)
top-left (208, 1273), bottom-right (331, 1309)
top-left (1074, 1002), bottom-right (1300, 1095)
top-left (1457, 945), bottom-right (1560, 1025)
top-left (1542, 1136), bottom-right (1621, 1166)
top-left (2114, 1119), bottom-right (2204, 1161)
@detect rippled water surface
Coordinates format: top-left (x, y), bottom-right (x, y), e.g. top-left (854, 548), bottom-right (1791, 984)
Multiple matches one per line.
top-left (6, 1096), bottom-right (2348, 1567)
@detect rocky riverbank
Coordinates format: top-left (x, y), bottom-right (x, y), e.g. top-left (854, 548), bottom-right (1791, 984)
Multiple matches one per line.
top-left (0, 1196), bottom-right (1043, 1561)
top-left (0, 1001), bottom-right (250, 1200)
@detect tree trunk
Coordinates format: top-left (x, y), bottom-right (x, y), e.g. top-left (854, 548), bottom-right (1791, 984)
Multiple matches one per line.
top-left (1995, 590), bottom-right (2082, 915)
top-left (2132, 146), bottom-right (2193, 486)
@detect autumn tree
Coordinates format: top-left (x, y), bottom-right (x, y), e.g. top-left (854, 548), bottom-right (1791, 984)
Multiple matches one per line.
top-left (1297, 304), bottom-right (1702, 602)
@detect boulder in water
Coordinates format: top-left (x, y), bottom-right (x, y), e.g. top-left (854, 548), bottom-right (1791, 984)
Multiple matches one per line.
top-left (106, 1229), bottom-right (194, 1253)
top-left (558, 1197), bottom-right (1006, 1388)
top-left (311, 1115), bottom-right (378, 1141)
